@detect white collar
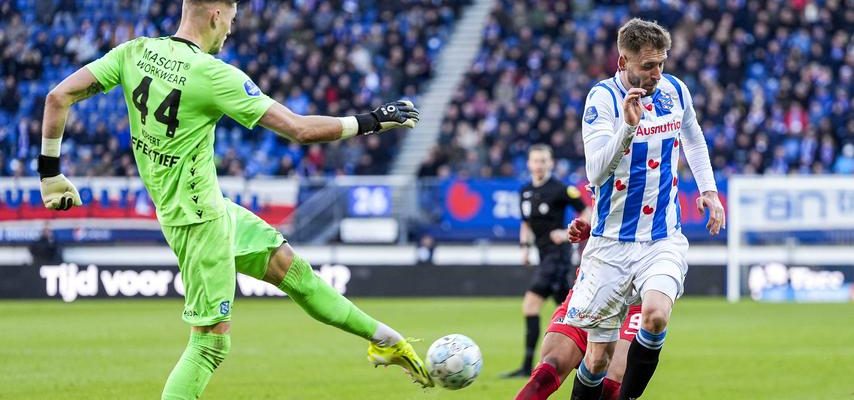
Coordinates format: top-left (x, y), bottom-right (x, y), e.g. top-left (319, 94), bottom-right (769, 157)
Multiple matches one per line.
top-left (613, 71), bottom-right (630, 95)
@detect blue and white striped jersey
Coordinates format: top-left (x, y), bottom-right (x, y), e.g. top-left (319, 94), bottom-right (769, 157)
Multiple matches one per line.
top-left (581, 72), bottom-right (711, 242)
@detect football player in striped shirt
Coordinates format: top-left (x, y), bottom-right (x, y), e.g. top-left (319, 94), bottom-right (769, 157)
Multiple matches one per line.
top-left (565, 18), bottom-right (725, 400)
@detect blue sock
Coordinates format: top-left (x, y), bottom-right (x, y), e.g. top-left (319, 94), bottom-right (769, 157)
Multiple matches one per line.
top-left (577, 360), bottom-right (607, 387)
top-left (635, 328), bottom-right (667, 350)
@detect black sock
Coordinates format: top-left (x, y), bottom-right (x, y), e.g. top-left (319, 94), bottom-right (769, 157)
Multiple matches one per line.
top-left (619, 333), bottom-right (664, 399)
top-left (571, 374), bottom-right (604, 400)
top-left (523, 315), bottom-right (540, 372)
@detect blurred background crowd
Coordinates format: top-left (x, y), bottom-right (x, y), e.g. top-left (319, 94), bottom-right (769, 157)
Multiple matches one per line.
top-left (418, 0), bottom-right (853, 182)
top-left (0, 0), bottom-right (469, 178)
top-left (0, 0), bottom-right (851, 182)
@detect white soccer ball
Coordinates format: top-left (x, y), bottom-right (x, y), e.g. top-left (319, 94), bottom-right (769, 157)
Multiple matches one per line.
top-left (425, 334), bottom-right (483, 390)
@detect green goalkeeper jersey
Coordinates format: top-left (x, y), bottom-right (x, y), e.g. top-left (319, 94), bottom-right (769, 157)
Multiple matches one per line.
top-left (86, 36), bottom-right (274, 226)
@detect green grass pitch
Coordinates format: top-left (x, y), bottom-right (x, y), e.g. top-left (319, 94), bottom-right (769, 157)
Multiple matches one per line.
top-left (2, 297), bottom-right (853, 399)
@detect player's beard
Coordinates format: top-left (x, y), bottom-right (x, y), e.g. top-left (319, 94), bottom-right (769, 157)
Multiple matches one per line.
top-left (627, 71), bottom-right (657, 95)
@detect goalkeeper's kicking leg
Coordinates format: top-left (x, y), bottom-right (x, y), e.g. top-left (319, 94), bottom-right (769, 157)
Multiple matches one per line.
top-left (262, 244), bottom-right (433, 387)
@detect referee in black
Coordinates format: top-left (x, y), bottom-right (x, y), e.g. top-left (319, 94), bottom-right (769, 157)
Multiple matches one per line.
top-left (502, 144), bottom-right (590, 378)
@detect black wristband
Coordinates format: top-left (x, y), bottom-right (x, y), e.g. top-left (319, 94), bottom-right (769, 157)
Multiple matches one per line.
top-left (38, 155), bottom-right (61, 179)
top-left (354, 113), bottom-right (379, 135)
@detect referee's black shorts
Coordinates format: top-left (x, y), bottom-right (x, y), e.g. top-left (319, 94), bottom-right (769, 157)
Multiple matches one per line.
top-left (528, 250), bottom-right (575, 304)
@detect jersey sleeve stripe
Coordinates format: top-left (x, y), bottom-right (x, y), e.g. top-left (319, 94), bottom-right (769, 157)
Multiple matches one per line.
top-left (663, 74), bottom-right (684, 109)
top-left (619, 142), bottom-right (649, 241)
top-left (594, 83), bottom-right (620, 119)
top-left (592, 175), bottom-right (615, 237)
top-left (651, 137), bottom-right (676, 240)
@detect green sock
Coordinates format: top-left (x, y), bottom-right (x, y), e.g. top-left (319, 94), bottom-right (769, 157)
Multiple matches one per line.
top-left (161, 332), bottom-right (231, 400)
top-left (277, 254), bottom-right (378, 340)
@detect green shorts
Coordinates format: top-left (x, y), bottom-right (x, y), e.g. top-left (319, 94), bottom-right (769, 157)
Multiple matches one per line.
top-left (162, 200), bottom-right (286, 326)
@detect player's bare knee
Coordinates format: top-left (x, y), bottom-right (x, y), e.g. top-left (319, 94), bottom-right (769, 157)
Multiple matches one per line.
top-left (541, 354), bottom-right (571, 379)
top-left (642, 308), bottom-right (669, 333)
top-left (263, 244), bottom-right (295, 285)
top-left (541, 354), bottom-right (558, 368)
top-left (584, 347), bottom-right (611, 374)
top-left (192, 321), bottom-right (231, 335)
top-left (585, 353), bottom-right (610, 374)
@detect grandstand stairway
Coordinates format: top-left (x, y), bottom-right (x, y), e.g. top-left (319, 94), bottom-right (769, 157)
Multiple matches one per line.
top-left (289, 0), bottom-right (494, 245)
top-left (390, 0), bottom-right (496, 176)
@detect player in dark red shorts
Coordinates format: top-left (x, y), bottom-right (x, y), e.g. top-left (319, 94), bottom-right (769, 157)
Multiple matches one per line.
top-left (516, 219), bottom-right (642, 400)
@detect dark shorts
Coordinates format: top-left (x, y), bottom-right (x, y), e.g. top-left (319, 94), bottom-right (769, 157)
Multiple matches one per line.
top-left (528, 251), bottom-right (575, 304)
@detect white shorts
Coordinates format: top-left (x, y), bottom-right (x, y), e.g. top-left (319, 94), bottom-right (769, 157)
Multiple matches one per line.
top-left (566, 232), bottom-right (689, 340)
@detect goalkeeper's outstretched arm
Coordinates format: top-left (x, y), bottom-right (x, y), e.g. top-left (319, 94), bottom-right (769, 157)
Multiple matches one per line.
top-left (38, 67), bottom-right (101, 210)
top-left (258, 100), bottom-right (420, 145)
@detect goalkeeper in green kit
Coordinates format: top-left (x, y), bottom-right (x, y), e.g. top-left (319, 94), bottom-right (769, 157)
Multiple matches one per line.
top-left (38, 0), bottom-right (433, 398)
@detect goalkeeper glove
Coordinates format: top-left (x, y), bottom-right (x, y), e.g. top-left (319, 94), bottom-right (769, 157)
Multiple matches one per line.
top-left (38, 155), bottom-right (81, 211)
top-left (354, 100), bottom-right (420, 135)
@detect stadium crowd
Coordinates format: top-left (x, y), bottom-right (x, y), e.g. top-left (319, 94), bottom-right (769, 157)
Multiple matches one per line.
top-left (0, 1), bottom-right (851, 182)
top-left (0, 0), bottom-right (469, 177)
top-left (417, 0), bottom-right (853, 182)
